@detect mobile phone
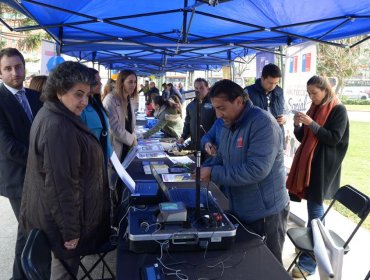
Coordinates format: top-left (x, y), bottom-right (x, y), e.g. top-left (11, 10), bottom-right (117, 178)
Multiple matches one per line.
top-left (291, 110), bottom-right (299, 114)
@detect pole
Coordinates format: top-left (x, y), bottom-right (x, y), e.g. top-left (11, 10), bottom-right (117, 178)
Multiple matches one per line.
top-left (195, 91), bottom-right (201, 219)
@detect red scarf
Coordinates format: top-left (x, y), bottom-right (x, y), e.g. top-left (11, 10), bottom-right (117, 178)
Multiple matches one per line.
top-left (286, 96), bottom-right (340, 199)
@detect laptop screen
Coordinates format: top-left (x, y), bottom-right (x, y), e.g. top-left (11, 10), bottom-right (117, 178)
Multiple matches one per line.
top-left (122, 145), bottom-right (139, 169)
top-left (150, 163), bottom-right (171, 201)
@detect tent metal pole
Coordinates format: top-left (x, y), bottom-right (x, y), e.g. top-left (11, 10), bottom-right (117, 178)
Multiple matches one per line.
top-left (279, 46), bottom-right (285, 89)
top-left (350, 35), bottom-right (370, 48)
top-left (57, 27), bottom-right (63, 55)
top-left (182, 0), bottom-right (188, 43)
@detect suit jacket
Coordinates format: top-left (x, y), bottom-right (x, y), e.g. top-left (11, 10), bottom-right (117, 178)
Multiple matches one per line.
top-left (0, 83), bottom-right (43, 198)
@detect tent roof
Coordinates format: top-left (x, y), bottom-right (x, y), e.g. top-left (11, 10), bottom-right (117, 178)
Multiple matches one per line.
top-left (1, 0), bottom-right (370, 74)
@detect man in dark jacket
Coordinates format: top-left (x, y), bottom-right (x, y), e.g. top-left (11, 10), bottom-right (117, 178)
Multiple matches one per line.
top-left (0, 48), bottom-right (43, 280)
top-left (200, 79), bottom-right (289, 264)
top-left (177, 78), bottom-right (216, 151)
top-left (246, 63), bottom-right (286, 147)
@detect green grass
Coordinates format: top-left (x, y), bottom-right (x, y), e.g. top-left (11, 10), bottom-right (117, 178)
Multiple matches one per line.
top-left (338, 121), bottom-right (370, 230)
top-left (344, 104), bottom-right (370, 112)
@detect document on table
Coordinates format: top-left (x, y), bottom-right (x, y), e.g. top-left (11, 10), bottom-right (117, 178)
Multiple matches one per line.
top-left (161, 173), bottom-right (195, 183)
top-left (167, 156), bottom-right (194, 165)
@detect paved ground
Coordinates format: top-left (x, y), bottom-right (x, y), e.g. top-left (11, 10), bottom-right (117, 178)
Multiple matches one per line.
top-left (347, 110), bottom-right (370, 122)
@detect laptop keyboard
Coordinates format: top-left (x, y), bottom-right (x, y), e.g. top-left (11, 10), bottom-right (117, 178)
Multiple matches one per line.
top-left (136, 182), bottom-right (158, 195)
top-left (169, 188), bottom-right (208, 208)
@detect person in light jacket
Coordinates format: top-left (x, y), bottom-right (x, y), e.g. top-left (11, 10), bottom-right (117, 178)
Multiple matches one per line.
top-left (103, 70), bottom-right (137, 162)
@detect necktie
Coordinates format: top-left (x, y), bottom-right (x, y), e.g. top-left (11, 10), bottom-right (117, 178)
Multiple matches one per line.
top-left (15, 90), bottom-right (33, 121)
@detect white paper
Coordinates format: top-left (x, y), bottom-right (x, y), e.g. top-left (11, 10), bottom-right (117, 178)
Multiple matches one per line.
top-left (161, 173), bottom-right (194, 183)
top-left (168, 156), bottom-right (194, 165)
top-left (110, 151), bottom-right (136, 193)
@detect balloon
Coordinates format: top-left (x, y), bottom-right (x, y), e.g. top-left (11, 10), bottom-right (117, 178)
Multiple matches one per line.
top-left (47, 56), bottom-right (65, 72)
top-left (111, 73), bottom-right (118, 80)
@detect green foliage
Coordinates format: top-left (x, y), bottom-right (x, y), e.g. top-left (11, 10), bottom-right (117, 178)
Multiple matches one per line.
top-left (317, 36), bottom-right (369, 95)
top-left (17, 33), bottom-right (43, 51)
top-left (339, 121), bottom-right (370, 230)
top-left (0, 40), bottom-right (6, 49)
top-left (0, 3), bottom-right (50, 52)
top-left (341, 98), bottom-right (370, 105)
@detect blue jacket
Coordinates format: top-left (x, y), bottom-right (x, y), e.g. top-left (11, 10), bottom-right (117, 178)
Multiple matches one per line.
top-left (246, 78), bottom-right (285, 117)
top-left (81, 102), bottom-right (113, 164)
top-left (200, 117), bottom-right (223, 150)
top-left (208, 100), bottom-right (289, 223)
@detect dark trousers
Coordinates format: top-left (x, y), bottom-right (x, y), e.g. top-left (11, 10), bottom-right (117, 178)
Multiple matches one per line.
top-left (245, 204), bottom-right (290, 264)
top-left (9, 198), bottom-right (27, 280)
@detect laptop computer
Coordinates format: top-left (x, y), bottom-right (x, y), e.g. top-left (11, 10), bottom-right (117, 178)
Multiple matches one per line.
top-left (122, 145), bottom-right (139, 169)
top-left (150, 163), bottom-right (210, 209)
top-left (110, 151), bottom-right (160, 204)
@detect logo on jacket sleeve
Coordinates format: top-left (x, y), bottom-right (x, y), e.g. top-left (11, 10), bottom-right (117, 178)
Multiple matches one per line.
top-left (236, 136), bottom-right (243, 148)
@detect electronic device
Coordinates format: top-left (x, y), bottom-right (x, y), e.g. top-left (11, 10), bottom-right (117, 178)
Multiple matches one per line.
top-left (127, 205), bottom-right (236, 253)
top-left (169, 167), bottom-right (189, 173)
top-left (140, 263), bottom-right (165, 280)
top-left (122, 145), bottom-right (139, 169)
top-left (126, 164), bottom-right (236, 253)
top-left (291, 109), bottom-right (300, 114)
top-left (150, 164), bottom-right (207, 208)
top-left (158, 202), bottom-right (187, 222)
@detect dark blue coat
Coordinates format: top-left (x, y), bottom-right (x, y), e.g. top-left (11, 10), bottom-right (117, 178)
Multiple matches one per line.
top-left (209, 101), bottom-right (289, 223)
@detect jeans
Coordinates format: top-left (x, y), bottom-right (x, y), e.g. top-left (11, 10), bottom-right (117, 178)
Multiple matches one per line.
top-left (298, 200), bottom-right (325, 274)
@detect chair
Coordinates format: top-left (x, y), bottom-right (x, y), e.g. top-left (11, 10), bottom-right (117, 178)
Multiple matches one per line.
top-left (286, 185), bottom-right (370, 279)
top-left (21, 229), bottom-right (116, 280)
top-left (21, 229), bottom-right (51, 280)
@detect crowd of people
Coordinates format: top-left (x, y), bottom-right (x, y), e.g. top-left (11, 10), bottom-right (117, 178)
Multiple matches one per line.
top-left (0, 46), bottom-right (349, 279)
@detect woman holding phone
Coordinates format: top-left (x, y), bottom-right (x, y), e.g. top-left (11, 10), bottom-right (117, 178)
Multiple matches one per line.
top-left (287, 75), bottom-right (349, 278)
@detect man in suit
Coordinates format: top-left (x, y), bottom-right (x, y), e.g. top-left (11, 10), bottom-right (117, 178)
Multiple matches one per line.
top-left (0, 48), bottom-right (43, 279)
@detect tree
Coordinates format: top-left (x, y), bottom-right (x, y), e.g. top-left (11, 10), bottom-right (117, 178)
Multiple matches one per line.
top-left (317, 36), bottom-right (369, 95)
top-left (0, 3), bottom-right (50, 52)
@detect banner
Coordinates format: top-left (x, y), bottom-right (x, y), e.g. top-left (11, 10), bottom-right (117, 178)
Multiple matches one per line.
top-left (256, 52), bottom-right (275, 78)
top-left (284, 42), bottom-right (317, 113)
top-left (40, 40), bottom-right (56, 75)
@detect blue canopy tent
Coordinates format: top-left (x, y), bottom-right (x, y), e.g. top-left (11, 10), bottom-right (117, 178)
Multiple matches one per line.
top-left (1, 0), bottom-right (369, 74)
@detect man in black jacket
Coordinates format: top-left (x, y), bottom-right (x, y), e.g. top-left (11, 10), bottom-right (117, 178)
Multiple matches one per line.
top-left (0, 48), bottom-right (43, 279)
top-left (177, 78), bottom-right (216, 151)
top-left (245, 64), bottom-right (286, 148)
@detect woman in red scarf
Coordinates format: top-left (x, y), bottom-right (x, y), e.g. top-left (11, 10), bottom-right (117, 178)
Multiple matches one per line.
top-left (287, 75), bottom-right (349, 278)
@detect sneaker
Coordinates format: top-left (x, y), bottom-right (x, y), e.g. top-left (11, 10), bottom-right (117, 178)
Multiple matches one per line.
top-left (292, 265), bottom-right (311, 278)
